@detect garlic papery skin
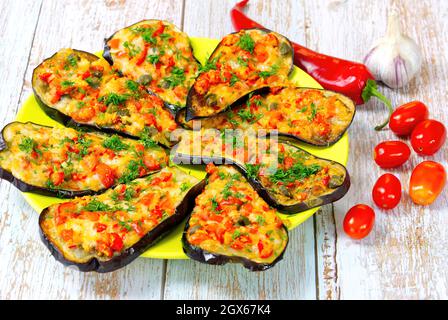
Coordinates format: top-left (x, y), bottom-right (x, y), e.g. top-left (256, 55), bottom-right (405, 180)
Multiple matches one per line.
top-left (363, 9), bottom-right (422, 89)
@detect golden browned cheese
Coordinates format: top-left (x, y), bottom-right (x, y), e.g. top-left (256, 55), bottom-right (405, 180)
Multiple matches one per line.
top-left (186, 165), bottom-right (288, 264)
top-left (0, 122), bottom-right (168, 192)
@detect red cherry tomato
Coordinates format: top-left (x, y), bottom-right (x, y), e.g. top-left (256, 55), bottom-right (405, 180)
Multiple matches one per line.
top-left (409, 161), bottom-right (446, 205)
top-left (389, 101), bottom-right (429, 136)
top-left (343, 204), bottom-right (375, 239)
top-left (374, 141), bottom-right (411, 168)
top-left (372, 173), bottom-right (402, 209)
top-left (410, 119), bottom-right (446, 156)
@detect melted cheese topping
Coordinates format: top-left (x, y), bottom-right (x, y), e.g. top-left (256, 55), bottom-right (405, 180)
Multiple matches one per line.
top-left (33, 48), bottom-right (178, 146)
top-left (189, 29), bottom-right (293, 117)
top-left (0, 122), bottom-right (168, 192)
top-left (105, 20), bottom-right (200, 109)
top-left (186, 165), bottom-right (288, 264)
top-left (40, 167), bottom-right (199, 262)
top-left (176, 132), bottom-right (347, 206)
top-left (180, 87), bottom-right (355, 146)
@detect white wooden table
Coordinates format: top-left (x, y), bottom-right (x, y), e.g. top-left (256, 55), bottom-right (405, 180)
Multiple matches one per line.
top-left (0, 0), bottom-right (446, 300)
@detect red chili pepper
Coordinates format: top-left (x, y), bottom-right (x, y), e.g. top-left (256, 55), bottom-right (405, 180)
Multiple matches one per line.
top-left (230, 0), bottom-right (393, 130)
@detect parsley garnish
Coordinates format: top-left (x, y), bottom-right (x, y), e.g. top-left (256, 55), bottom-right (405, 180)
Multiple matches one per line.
top-left (140, 126), bottom-right (158, 148)
top-left (119, 159), bottom-right (145, 184)
top-left (237, 33), bottom-right (255, 53)
top-left (18, 137), bottom-right (39, 155)
top-left (77, 135), bottom-right (92, 156)
top-left (162, 67), bottom-right (185, 88)
top-left (180, 182), bottom-right (190, 192)
top-left (146, 54), bottom-right (160, 64)
top-left (211, 197), bottom-right (220, 213)
top-left (259, 64), bottom-right (280, 78)
top-left (101, 93), bottom-right (130, 106)
top-left (245, 164), bottom-right (260, 180)
top-left (126, 80), bottom-right (139, 92)
top-left (118, 220), bottom-right (133, 231)
top-left (102, 135), bottom-right (129, 151)
top-left (256, 215), bottom-right (265, 225)
top-left (229, 74), bottom-right (239, 86)
top-left (61, 80), bottom-right (74, 88)
top-left (84, 200), bottom-right (111, 212)
top-left (123, 41), bottom-right (141, 57)
top-left (199, 57), bottom-right (218, 74)
top-left (308, 103), bottom-right (317, 121)
top-left (270, 163), bottom-right (321, 184)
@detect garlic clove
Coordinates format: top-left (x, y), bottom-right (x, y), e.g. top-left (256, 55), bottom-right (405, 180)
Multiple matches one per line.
top-left (363, 8), bottom-right (422, 89)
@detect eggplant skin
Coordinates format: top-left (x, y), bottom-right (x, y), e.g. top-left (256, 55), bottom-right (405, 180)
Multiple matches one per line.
top-left (39, 179), bottom-right (206, 273)
top-left (173, 143), bottom-right (350, 214)
top-left (182, 219), bottom-right (289, 272)
top-left (0, 121), bottom-right (101, 198)
top-left (185, 28), bottom-right (294, 121)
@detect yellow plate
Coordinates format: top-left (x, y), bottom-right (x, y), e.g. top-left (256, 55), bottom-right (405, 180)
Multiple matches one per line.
top-left (15, 37), bottom-right (349, 259)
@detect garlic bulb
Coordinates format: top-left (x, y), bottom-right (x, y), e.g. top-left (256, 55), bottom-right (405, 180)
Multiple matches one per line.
top-left (363, 8), bottom-right (422, 89)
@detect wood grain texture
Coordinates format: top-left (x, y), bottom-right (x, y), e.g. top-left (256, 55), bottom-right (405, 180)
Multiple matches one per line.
top-left (164, 219), bottom-right (316, 300)
top-left (310, 0), bottom-right (448, 299)
top-left (161, 0), bottom-right (318, 300)
top-left (0, 0), bottom-right (184, 300)
top-left (0, 0), bottom-right (447, 300)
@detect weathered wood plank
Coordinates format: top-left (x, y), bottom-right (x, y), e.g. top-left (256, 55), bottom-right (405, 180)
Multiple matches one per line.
top-left (311, 0), bottom-right (448, 299)
top-left (164, 219), bottom-right (316, 300)
top-left (163, 0), bottom-right (318, 300)
top-left (0, 0), bottom-right (184, 300)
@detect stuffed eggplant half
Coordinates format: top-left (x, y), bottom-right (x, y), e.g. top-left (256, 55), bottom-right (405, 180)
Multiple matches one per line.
top-left (174, 131), bottom-right (350, 213)
top-left (177, 86), bottom-right (355, 146)
top-left (185, 28), bottom-right (293, 120)
top-left (183, 164), bottom-right (288, 271)
top-left (0, 122), bottom-right (168, 197)
top-left (40, 166), bottom-right (203, 272)
top-left (104, 20), bottom-right (200, 111)
top-left (32, 48), bottom-right (178, 146)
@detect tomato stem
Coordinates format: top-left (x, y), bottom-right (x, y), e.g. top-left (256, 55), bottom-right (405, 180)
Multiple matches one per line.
top-left (361, 79), bottom-right (394, 131)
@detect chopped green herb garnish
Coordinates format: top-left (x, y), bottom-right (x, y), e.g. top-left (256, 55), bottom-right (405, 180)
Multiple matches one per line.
top-left (229, 74), bottom-right (239, 86)
top-left (256, 215), bottom-right (266, 225)
top-left (18, 137), bottom-right (39, 154)
top-left (119, 159), bottom-right (145, 184)
top-left (84, 200), bottom-right (111, 212)
top-left (162, 67), bottom-right (185, 88)
top-left (123, 41), bottom-right (141, 57)
top-left (61, 80), bottom-right (74, 88)
top-left (211, 197), bottom-right (220, 213)
top-left (126, 80), bottom-right (139, 92)
top-left (180, 182), bottom-right (191, 192)
top-left (146, 54), bottom-right (160, 64)
top-left (101, 93), bottom-right (130, 106)
top-left (259, 64), bottom-right (280, 78)
top-left (245, 164), bottom-right (260, 180)
top-left (237, 33), bottom-right (255, 54)
top-left (199, 56), bottom-right (218, 74)
top-left (308, 103), bottom-right (317, 121)
top-left (270, 163), bottom-right (321, 184)
top-left (77, 135), bottom-right (92, 156)
top-left (102, 135), bottom-right (129, 151)
top-left (140, 126), bottom-right (158, 148)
